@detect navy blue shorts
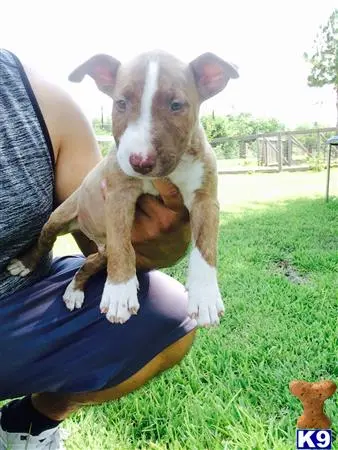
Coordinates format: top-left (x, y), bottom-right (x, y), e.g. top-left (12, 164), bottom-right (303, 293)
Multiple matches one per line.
top-left (0, 256), bottom-right (196, 400)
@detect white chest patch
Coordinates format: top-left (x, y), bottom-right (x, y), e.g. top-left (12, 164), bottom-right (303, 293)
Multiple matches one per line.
top-left (140, 155), bottom-right (204, 210)
top-left (169, 155), bottom-right (204, 210)
top-left (142, 179), bottom-right (159, 196)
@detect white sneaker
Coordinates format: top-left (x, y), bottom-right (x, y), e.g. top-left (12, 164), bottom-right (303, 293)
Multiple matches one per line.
top-left (0, 412), bottom-right (66, 450)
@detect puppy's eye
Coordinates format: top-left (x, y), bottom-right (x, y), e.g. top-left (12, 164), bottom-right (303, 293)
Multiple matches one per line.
top-left (116, 99), bottom-right (127, 112)
top-left (170, 100), bottom-right (184, 112)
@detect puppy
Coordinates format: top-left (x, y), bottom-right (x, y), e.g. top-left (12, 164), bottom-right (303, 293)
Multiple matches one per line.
top-left (7, 50), bottom-right (239, 327)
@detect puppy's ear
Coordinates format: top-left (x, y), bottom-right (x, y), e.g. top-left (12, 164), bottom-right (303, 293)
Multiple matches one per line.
top-left (68, 54), bottom-right (121, 97)
top-left (190, 52), bottom-right (239, 101)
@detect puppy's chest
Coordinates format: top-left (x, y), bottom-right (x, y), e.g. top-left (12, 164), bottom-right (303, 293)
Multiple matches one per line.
top-left (141, 158), bottom-right (205, 211)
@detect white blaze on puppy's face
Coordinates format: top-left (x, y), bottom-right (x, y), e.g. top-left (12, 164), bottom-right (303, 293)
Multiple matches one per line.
top-left (117, 61), bottom-right (159, 176)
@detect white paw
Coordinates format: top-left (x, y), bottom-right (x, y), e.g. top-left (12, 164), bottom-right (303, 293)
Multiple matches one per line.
top-left (187, 247), bottom-right (224, 327)
top-left (187, 282), bottom-right (224, 327)
top-left (63, 279), bottom-right (85, 311)
top-left (100, 275), bottom-right (139, 324)
top-left (6, 258), bottom-right (31, 276)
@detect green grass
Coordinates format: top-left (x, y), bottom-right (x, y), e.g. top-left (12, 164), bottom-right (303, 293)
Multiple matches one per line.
top-left (4, 171), bottom-right (338, 449)
top-left (57, 194), bottom-right (337, 450)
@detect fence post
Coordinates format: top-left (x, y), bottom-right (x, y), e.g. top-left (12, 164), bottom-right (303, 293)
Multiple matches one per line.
top-left (287, 133), bottom-right (292, 165)
top-left (256, 139), bottom-right (261, 166)
top-left (239, 140), bottom-right (246, 159)
top-left (277, 132), bottom-right (282, 172)
top-left (325, 144), bottom-right (332, 202)
top-left (316, 130), bottom-right (320, 156)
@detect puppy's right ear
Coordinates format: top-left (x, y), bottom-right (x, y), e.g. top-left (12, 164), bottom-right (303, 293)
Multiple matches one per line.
top-left (68, 54), bottom-right (121, 97)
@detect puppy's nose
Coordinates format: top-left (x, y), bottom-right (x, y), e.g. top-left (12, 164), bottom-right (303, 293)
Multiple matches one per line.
top-left (129, 153), bottom-right (156, 175)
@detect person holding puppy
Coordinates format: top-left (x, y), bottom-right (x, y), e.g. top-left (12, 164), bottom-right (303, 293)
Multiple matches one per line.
top-left (0, 48), bottom-right (196, 450)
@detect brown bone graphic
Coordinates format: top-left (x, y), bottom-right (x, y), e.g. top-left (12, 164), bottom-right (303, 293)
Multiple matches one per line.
top-left (290, 380), bottom-right (337, 429)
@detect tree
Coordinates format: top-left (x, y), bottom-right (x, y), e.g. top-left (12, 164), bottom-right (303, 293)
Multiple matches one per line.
top-left (200, 113), bottom-right (285, 159)
top-left (304, 9), bottom-right (338, 128)
top-left (200, 112), bottom-right (285, 140)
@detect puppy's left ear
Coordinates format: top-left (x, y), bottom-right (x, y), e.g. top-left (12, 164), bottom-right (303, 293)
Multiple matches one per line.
top-left (190, 52), bottom-right (239, 101)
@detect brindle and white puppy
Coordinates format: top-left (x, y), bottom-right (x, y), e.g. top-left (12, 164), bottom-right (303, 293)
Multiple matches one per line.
top-left (7, 50), bottom-right (239, 327)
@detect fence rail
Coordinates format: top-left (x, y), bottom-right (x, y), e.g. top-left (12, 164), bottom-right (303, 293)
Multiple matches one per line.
top-left (209, 127), bottom-right (338, 172)
top-left (209, 127), bottom-right (337, 145)
top-left (96, 127), bottom-right (338, 173)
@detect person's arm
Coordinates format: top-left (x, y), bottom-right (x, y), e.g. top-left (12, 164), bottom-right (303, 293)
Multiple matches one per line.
top-left (25, 65), bottom-right (101, 256)
top-left (52, 90), bottom-right (104, 256)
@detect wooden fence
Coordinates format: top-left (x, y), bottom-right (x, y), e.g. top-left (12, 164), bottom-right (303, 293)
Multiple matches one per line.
top-left (210, 127), bottom-right (338, 172)
top-left (96, 127), bottom-right (338, 173)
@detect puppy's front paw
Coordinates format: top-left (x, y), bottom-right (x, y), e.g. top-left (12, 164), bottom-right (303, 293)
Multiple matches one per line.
top-left (187, 281), bottom-right (224, 327)
top-left (100, 275), bottom-right (140, 324)
top-left (63, 279), bottom-right (85, 311)
top-left (187, 248), bottom-right (224, 327)
top-left (6, 258), bottom-right (31, 277)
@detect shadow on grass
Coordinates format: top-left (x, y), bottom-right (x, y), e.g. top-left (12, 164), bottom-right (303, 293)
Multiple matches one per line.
top-left (166, 196), bottom-right (337, 284)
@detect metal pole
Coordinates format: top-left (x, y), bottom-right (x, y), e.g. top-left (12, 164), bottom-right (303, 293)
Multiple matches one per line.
top-left (325, 144), bottom-right (332, 202)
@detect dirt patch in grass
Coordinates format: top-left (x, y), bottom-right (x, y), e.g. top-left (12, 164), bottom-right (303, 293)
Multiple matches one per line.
top-left (276, 259), bottom-right (309, 284)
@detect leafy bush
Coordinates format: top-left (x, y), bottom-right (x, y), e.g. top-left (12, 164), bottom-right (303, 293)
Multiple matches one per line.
top-left (306, 154), bottom-right (325, 171)
top-left (200, 113), bottom-right (285, 159)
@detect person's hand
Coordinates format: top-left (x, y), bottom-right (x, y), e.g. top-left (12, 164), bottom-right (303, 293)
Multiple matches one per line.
top-left (131, 179), bottom-right (191, 270)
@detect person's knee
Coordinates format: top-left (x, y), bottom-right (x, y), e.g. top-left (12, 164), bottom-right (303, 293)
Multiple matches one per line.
top-left (64, 329), bottom-right (196, 408)
top-left (32, 329), bottom-right (197, 419)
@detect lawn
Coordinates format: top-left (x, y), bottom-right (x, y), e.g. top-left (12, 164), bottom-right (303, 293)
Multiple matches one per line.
top-left (12, 171), bottom-right (338, 449)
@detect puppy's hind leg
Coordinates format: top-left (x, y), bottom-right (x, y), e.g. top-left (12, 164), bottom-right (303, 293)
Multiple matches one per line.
top-left (63, 251), bottom-right (107, 311)
top-left (7, 191), bottom-right (79, 277)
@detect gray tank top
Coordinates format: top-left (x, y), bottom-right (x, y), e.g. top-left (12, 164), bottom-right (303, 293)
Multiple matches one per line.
top-left (0, 49), bottom-right (55, 298)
